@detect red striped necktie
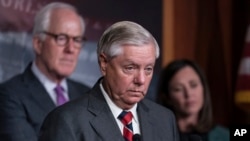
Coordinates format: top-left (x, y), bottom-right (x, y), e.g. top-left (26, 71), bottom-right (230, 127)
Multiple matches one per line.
top-left (118, 111), bottom-right (133, 141)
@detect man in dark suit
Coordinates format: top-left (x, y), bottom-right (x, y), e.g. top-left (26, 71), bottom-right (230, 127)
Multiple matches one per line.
top-left (0, 2), bottom-right (89, 141)
top-left (39, 21), bottom-right (179, 141)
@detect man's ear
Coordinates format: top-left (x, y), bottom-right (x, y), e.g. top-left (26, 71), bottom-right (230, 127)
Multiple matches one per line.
top-left (33, 36), bottom-right (43, 55)
top-left (99, 53), bottom-right (108, 75)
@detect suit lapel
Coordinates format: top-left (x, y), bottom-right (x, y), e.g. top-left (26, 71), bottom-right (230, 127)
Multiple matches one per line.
top-left (23, 65), bottom-right (55, 112)
top-left (87, 80), bottom-right (124, 141)
top-left (87, 78), bottom-right (156, 141)
top-left (67, 80), bottom-right (82, 100)
top-left (137, 101), bottom-right (155, 141)
top-left (90, 109), bottom-right (123, 141)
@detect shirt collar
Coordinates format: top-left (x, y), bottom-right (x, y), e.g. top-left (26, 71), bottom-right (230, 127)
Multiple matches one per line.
top-left (99, 81), bottom-right (139, 123)
top-left (31, 61), bottom-right (68, 92)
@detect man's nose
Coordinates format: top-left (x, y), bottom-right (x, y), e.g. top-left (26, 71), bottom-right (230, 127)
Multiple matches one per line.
top-left (65, 39), bottom-right (76, 52)
top-left (134, 70), bottom-right (146, 85)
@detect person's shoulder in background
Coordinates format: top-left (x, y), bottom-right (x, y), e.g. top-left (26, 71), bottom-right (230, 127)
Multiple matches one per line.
top-left (67, 78), bottom-right (90, 92)
top-left (208, 125), bottom-right (229, 141)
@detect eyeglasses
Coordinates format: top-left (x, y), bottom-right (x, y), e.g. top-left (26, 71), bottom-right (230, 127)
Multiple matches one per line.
top-left (42, 31), bottom-right (86, 48)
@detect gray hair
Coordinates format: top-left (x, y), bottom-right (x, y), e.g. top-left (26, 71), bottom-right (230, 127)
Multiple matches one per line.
top-left (32, 2), bottom-right (85, 40)
top-left (97, 21), bottom-right (160, 63)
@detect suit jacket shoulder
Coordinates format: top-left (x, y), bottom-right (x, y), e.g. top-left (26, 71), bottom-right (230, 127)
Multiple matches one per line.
top-left (67, 78), bottom-right (90, 96)
top-left (0, 65), bottom-right (48, 141)
top-left (0, 64), bottom-right (90, 141)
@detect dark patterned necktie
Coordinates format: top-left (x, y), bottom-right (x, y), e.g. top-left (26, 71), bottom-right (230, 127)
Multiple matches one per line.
top-left (118, 111), bottom-right (133, 141)
top-left (54, 85), bottom-right (67, 106)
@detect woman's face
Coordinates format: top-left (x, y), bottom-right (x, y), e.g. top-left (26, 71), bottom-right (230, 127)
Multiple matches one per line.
top-left (168, 66), bottom-right (204, 117)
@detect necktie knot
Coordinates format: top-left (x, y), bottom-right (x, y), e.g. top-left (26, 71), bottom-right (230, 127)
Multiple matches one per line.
top-left (55, 84), bottom-right (64, 94)
top-left (54, 84), bottom-right (67, 106)
top-left (118, 111), bottom-right (133, 141)
top-left (118, 111), bottom-right (133, 125)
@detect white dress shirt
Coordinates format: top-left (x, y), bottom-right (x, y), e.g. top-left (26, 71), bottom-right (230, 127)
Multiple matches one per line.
top-left (31, 62), bottom-right (69, 105)
top-left (99, 82), bottom-right (141, 135)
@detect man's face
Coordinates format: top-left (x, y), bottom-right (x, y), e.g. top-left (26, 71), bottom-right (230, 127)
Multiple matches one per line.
top-left (101, 44), bottom-right (156, 109)
top-left (34, 8), bottom-right (83, 81)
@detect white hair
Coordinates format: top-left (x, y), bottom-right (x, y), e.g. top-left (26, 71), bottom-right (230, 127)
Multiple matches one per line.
top-left (32, 2), bottom-right (85, 40)
top-left (97, 21), bottom-right (160, 64)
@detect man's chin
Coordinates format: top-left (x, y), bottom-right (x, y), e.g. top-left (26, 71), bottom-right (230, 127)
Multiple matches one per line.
top-left (129, 97), bottom-right (143, 104)
top-left (58, 70), bottom-right (74, 77)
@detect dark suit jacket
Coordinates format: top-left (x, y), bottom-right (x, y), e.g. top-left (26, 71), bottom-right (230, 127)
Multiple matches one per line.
top-left (0, 64), bottom-right (90, 141)
top-left (39, 78), bottom-right (179, 141)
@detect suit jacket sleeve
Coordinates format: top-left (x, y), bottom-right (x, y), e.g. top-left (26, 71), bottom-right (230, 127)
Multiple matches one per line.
top-left (0, 84), bottom-right (37, 141)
